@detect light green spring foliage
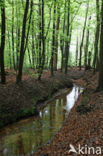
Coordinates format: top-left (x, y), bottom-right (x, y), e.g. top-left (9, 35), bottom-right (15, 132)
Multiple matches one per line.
top-left (0, 0), bottom-right (98, 69)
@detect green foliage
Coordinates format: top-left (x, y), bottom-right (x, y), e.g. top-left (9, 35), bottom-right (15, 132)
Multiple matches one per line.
top-left (1, 0), bottom-right (97, 70)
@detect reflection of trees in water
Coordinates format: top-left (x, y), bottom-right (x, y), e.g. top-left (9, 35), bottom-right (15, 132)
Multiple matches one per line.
top-left (50, 101), bottom-right (55, 129)
top-left (0, 88), bottom-right (81, 156)
top-left (34, 116), bottom-right (43, 147)
top-left (17, 134), bottom-right (25, 156)
top-left (55, 95), bottom-right (67, 126)
top-left (62, 95), bottom-right (67, 120)
top-left (38, 120), bottom-right (43, 145)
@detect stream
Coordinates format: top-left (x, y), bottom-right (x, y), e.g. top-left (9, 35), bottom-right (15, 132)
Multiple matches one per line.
top-left (0, 85), bottom-right (83, 156)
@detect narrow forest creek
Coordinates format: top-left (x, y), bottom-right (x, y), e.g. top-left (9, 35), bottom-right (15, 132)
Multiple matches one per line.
top-left (0, 85), bottom-right (83, 156)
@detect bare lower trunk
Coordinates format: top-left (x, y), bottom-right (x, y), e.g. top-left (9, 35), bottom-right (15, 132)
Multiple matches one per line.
top-left (98, 0), bottom-right (103, 90)
top-left (79, 0), bottom-right (89, 70)
top-left (93, 0), bottom-right (100, 72)
top-left (16, 0), bottom-right (30, 84)
top-left (0, 0), bottom-right (6, 84)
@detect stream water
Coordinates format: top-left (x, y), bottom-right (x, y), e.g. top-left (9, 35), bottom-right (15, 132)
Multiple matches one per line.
top-left (0, 85), bottom-right (83, 156)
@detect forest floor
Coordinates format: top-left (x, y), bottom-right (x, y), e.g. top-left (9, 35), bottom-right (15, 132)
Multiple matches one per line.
top-left (31, 69), bottom-right (103, 156)
top-left (0, 68), bottom-right (84, 128)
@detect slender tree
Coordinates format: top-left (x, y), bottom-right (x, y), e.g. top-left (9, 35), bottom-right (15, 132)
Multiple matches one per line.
top-left (53, 4), bottom-right (60, 71)
top-left (79, 0), bottom-right (89, 70)
top-left (0, 0), bottom-right (6, 84)
top-left (98, 0), bottom-right (103, 90)
top-left (93, 0), bottom-right (100, 72)
top-left (51, 0), bottom-right (56, 76)
top-left (65, 0), bottom-right (70, 74)
top-left (38, 0), bottom-right (45, 80)
top-left (16, 0), bottom-right (30, 83)
top-left (84, 16), bottom-right (91, 70)
top-left (60, 0), bottom-right (66, 72)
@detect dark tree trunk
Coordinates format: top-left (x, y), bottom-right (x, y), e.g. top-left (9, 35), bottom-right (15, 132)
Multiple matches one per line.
top-left (38, 0), bottom-right (45, 80)
top-left (51, 0), bottom-right (56, 76)
top-left (53, 5), bottom-right (60, 71)
top-left (24, 0), bottom-right (33, 52)
top-left (93, 0), bottom-right (100, 72)
top-left (88, 51), bottom-right (91, 69)
top-left (60, 0), bottom-right (66, 72)
top-left (0, 0), bottom-right (6, 84)
top-left (84, 16), bottom-right (91, 70)
top-left (79, 0), bottom-right (89, 70)
top-left (98, 0), bottom-right (103, 90)
top-left (65, 0), bottom-right (70, 74)
top-left (16, 0), bottom-right (30, 83)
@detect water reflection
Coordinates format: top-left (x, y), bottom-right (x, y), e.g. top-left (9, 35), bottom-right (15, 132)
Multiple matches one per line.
top-left (66, 85), bottom-right (83, 112)
top-left (0, 85), bottom-right (83, 156)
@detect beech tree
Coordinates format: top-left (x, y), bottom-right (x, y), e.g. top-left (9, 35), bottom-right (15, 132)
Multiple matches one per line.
top-left (65, 0), bottom-right (70, 74)
top-left (16, 0), bottom-right (30, 83)
top-left (93, 0), bottom-right (100, 72)
top-left (98, 0), bottom-right (103, 90)
top-left (79, 0), bottom-right (89, 70)
top-left (0, 0), bottom-right (6, 84)
top-left (0, 0), bottom-right (100, 83)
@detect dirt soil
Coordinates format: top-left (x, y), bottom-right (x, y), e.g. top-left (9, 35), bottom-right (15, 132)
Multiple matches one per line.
top-left (31, 70), bottom-right (103, 156)
top-left (0, 68), bottom-right (84, 128)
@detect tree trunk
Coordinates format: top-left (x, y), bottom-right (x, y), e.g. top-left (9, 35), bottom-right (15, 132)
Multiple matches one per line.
top-left (24, 0), bottom-right (33, 52)
top-left (60, 0), bottom-right (66, 72)
top-left (98, 0), bottom-right (103, 90)
top-left (65, 0), bottom-right (70, 74)
top-left (79, 0), bottom-right (89, 70)
top-left (84, 16), bottom-right (91, 70)
top-left (16, 0), bottom-right (30, 83)
top-left (51, 0), bottom-right (56, 76)
top-left (93, 0), bottom-right (100, 72)
top-left (53, 5), bottom-right (60, 71)
top-left (38, 0), bottom-right (45, 80)
top-left (0, 0), bottom-right (6, 84)
top-left (88, 51), bottom-right (91, 69)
